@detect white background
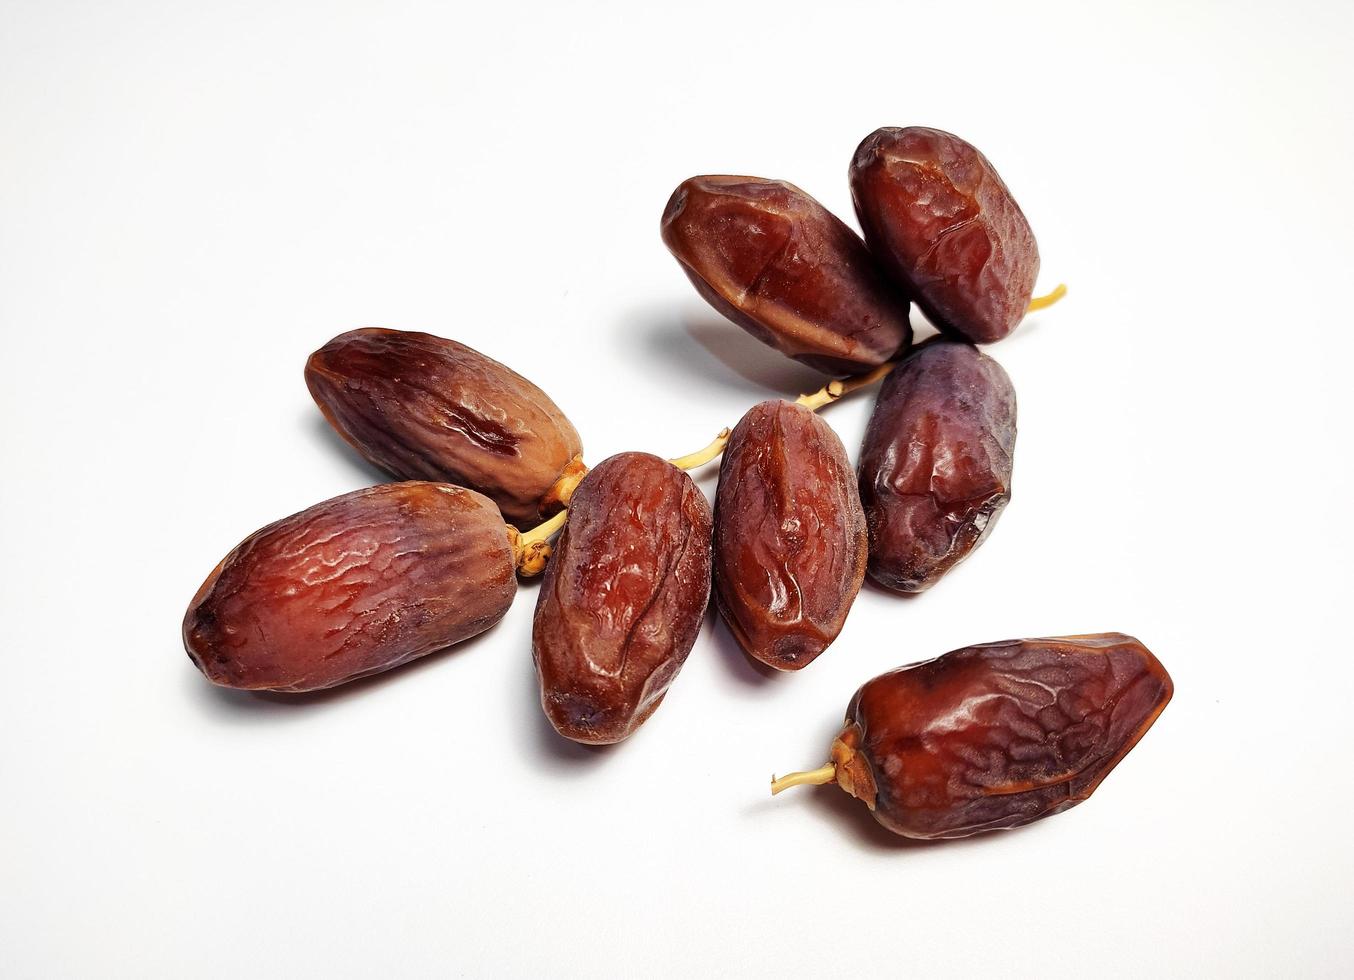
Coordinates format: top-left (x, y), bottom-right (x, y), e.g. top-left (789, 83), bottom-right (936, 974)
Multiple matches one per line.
top-left (2, 1), bottom-right (1351, 976)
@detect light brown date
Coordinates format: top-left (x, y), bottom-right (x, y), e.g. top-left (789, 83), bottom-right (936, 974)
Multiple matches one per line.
top-left (661, 176), bottom-right (912, 375)
top-left (306, 328), bottom-right (583, 528)
top-left (183, 482), bottom-right (516, 693)
top-left (850, 127), bottom-right (1039, 345)
top-left (859, 339), bottom-right (1016, 592)
top-left (773, 634), bottom-right (1172, 839)
top-left (713, 400), bottom-right (866, 670)
top-left (532, 452), bottom-right (712, 744)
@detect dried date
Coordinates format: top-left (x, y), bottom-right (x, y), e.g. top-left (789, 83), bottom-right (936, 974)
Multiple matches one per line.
top-left (661, 176), bottom-right (912, 375)
top-left (858, 339), bottom-right (1015, 592)
top-left (850, 127), bottom-right (1039, 344)
top-left (772, 634), bottom-right (1173, 839)
top-left (306, 328), bottom-right (584, 528)
top-left (532, 452), bottom-right (712, 744)
top-left (713, 400), bottom-right (866, 670)
top-left (183, 482), bottom-right (516, 692)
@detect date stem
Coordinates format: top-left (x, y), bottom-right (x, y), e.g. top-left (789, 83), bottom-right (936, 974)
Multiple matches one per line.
top-left (511, 508), bottom-right (569, 576)
top-left (770, 763), bottom-right (837, 795)
top-left (668, 428), bottom-right (731, 471)
top-left (794, 362), bottom-right (896, 412)
top-left (1026, 283), bottom-right (1067, 312)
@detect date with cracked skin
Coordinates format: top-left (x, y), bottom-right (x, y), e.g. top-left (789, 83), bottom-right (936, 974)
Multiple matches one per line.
top-left (714, 400), bottom-right (866, 670)
top-left (825, 634), bottom-right (1173, 839)
top-left (183, 482), bottom-right (516, 693)
top-left (859, 339), bottom-right (1015, 592)
top-left (306, 328), bottom-right (583, 528)
top-left (850, 127), bottom-right (1039, 344)
top-left (532, 452), bottom-right (712, 744)
top-left (661, 176), bottom-right (912, 375)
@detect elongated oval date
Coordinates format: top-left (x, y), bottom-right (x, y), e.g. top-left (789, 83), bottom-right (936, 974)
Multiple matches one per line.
top-left (850, 127), bottom-right (1039, 344)
top-left (306, 328), bottom-right (583, 528)
top-left (821, 635), bottom-right (1173, 839)
top-left (183, 482), bottom-right (515, 693)
top-left (661, 176), bottom-right (912, 375)
top-left (713, 400), bottom-right (866, 670)
top-left (859, 339), bottom-right (1015, 592)
top-left (533, 452), bottom-right (712, 744)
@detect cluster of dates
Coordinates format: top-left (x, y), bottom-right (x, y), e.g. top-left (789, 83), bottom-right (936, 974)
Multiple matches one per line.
top-left (183, 127), bottom-right (1171, 841)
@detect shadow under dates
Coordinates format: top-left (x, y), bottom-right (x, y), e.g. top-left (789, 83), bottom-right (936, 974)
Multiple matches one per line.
top-left (522, 656), bottom-right (618, 767)
top-left (304, 413), bottom-right (390, 486)
top-left (622, 302), bottom-right (827, 398)
top-left (705, 604), bottom-right (790, 686)
top-left (185, 615), bottom-right (509, 721)
top-left (756, 782), bottom-right (1053, 855)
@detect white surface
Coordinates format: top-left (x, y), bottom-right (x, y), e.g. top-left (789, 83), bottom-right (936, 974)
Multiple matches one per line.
top-left (2, 1), bottom-right (1351, 977)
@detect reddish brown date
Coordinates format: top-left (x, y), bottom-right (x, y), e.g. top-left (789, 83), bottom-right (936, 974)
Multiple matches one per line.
top-left (532, 452), bottom-right (712, 744)
top-left (825, 635), bottom-right (1173, 838)
top-left (859, 339), bottom-right (1015, 592)
top-left (661, 176), bottom-right (912, 375)
top-left (713, 400), bottom-right (866, 670)
top-left (850, 127), bottom-right (1039, 344)
top-left (306, 328), bottom-right (583, 528)
top-left (183, 482), bottom-right (515, 693)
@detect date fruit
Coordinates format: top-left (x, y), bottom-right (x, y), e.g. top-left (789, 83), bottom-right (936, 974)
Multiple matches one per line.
top-left (661, 176), bottom-right (912, 375)
top-left (532, 452), bottom-right (712, 744)
top-left (850, 127), bottom-right (1039, 344)
top-left (183, 482), bottom-right (516, 693)
top-left (859, 339), bottom-right (1015, 592)
top-left (773, 634), bottom-right (1173, 839)
top-left (713, 400), bottom-right (866, 670)
top-left (306, 328), bottom-right (584, 528)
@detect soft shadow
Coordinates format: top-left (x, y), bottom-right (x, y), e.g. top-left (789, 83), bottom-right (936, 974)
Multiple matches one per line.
top-left (189, 671), bottom-right (302, 721)
top-left (622, 302), bottom-right (826, 397)
top-left (909, 307), bottom-right (940, 344)
top-left (187, 617), bottom-right (508, 721)
top-left (523, 657), bottom-right (619, 768)
top-left (305, 413), bottom-right (390, 485)
top-left (706, 606), bottom-right (786, 686)
top-left (514, 571), bottom-right (545, 595)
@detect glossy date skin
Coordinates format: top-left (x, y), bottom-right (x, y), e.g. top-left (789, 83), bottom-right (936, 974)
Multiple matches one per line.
top-left (714, 400), bottom-right (866, 670)
top-left (661, 176), bottom-right (912, 375)
top-left (859, 339), bottom-right (1016, 592)
top-left (850, 127), bottom-right (1039, 344)
top-left (830, 634), bottom-right (1173, 839)
top-left (306, 328), bottom-right (583, 528)
top-left (533, 452), bottom-right (712, 744)
top-left (183, 482), bottom-right (516, 693)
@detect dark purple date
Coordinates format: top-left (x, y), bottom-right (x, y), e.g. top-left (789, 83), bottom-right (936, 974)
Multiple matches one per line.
top-left (859, 339), bottom-right (1016, 592)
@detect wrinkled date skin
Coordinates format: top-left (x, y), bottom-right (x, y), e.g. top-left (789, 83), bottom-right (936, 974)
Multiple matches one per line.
top-left (714, 400), bottom-right (866, 670)
top-left (532, 452), bottom-right (712, 744)
top-left (829, 634), bottom-right (1173, 839)
top-left (859, 339), bottom-right (1016, 592)
top-left (183, 482), bottom-right (516, 693)
top-left (850, 127), bottom-right (1039, 344)
top-left (661, 176), bottom-right (912, 375)
top-left (306, 328), bottom-right (583, 528)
